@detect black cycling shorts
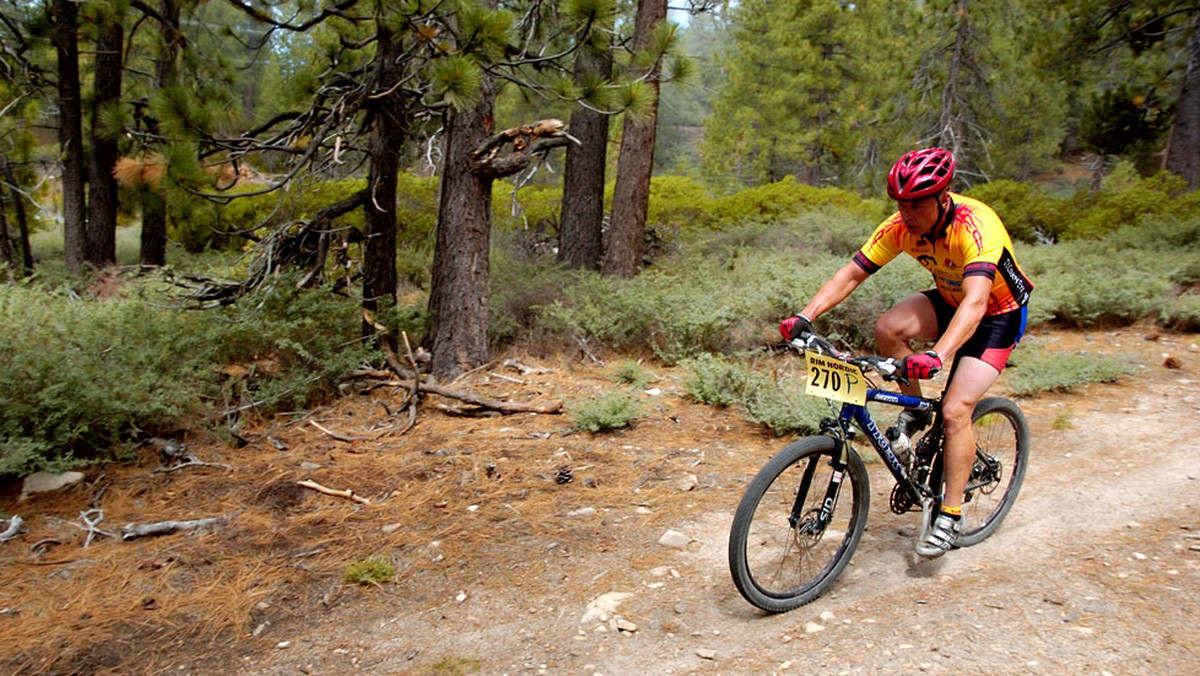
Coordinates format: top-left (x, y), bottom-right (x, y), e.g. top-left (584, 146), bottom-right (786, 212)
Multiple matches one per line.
top-left (921, 289), bottom-right (1028, 372)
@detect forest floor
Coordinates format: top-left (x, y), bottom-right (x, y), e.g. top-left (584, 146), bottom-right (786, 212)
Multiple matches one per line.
top-left (2, 324), bottom-right (1199, 675)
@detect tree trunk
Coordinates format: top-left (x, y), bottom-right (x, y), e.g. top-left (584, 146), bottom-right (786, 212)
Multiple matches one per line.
top-left (1165, 18), bottom-right (1200, 191)
top-left (361, 21), bottom-right (404, 328)
top-left (938, 0), bottom-right (970, 163)
top-left (427, 68), bottom-right (498, 381)
top-left (1, 156), bottom-right (33, 275)
top-left (558, 17), bottom-right (614, 271)
top-left (86, 14), bottom-right (124, 268)
top-left (0, 183), bottom-right (13, 274)
top-left (141, 0), bottom-right (181, 268)
top-left (603, 0), bottom-right (667, 279)
top-left (53, 0), bottom-right (86, 274)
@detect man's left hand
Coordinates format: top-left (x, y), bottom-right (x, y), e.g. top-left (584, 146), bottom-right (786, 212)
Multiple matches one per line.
top-left (901, 351), bottom-right (942, 380)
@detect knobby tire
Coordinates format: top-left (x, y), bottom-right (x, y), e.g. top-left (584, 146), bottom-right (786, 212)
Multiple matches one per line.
top-left (728, 436), bottom-right (870, 613)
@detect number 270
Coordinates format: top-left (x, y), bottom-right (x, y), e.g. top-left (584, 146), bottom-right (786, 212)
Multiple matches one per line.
top-left (809, 366), bottom-right (845, 391)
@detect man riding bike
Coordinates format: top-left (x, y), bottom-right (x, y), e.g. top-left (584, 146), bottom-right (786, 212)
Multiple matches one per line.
top-left (780, 147), bottom-right (1033, 557)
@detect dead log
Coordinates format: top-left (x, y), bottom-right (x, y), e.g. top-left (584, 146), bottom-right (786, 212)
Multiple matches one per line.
top-left (0, 515), bottom-right (23, 542)
top-left (121, 514), bottom-right (236, 541)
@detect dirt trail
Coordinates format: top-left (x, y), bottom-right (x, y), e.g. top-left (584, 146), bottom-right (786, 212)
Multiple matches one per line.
top-left (3, 326), bottom-right (1199, 675)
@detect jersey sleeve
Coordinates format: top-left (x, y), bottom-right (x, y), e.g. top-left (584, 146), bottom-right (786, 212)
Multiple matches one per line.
top-left (958, 205), bottom-right (1004, 280)
top-left (853, 216), bottom-right (903, 274)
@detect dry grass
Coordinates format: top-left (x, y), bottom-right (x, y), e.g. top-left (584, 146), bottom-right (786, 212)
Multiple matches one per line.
top-left (0, 351), bottom-right (771, 674)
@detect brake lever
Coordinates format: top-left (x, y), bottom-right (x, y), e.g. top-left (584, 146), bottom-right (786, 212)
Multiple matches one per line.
top-left (877, 357), bottom-right (910, 386)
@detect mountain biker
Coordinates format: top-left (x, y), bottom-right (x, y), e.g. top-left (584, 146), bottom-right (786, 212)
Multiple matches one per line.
top-left (780, 147), bottom-right (1033, 558)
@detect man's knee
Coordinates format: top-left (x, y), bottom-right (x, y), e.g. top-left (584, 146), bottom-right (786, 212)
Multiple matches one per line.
top-left (941, 398), bottom-right (975, 434)
top-left (874, 310), bottom-right (909, 347)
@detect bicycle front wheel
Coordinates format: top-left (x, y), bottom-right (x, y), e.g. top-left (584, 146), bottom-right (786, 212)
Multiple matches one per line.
top-left (954, 396), bottom-right (1030, 547)
top-left (728, 436), bottom-right (870, 612)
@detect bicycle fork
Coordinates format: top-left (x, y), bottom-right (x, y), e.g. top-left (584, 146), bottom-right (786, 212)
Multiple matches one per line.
top-left (789, 432), bottom-right (849, 535)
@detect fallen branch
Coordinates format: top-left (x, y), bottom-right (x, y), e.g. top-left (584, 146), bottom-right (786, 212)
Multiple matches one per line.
top-left (308, 420), bottom-right (391, 443)
top-left (121, 514), bottom-right (237, 541)
top-left (152, 459), bottom-right (233, 474)
top-left (0, 515), bottom-right (23, 542)
top-left (362, 310), bottom-right (562, 415)
top-left (297, 479), bottom-right (372, 505)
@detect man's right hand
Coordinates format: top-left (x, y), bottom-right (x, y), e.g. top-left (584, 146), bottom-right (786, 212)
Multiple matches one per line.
top-left (779, 314), bottom-right (814, 341)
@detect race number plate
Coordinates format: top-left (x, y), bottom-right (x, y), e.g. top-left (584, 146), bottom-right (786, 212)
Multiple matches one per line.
top-left (805, 353), bottom-right (867, 406)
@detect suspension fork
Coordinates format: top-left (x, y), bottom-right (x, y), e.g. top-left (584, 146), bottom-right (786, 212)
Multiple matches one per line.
top-left (788, 419), bottom-right (851, 530)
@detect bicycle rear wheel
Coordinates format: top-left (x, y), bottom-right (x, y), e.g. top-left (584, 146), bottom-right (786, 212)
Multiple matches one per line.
top-left (728, 436), bottom-right (870, 612)
top-left (954, 396), bottom-right (1030, 547)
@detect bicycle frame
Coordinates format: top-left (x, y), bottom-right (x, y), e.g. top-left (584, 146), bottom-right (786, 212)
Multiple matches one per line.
top-left (828, 389), bottom-right (940, 506)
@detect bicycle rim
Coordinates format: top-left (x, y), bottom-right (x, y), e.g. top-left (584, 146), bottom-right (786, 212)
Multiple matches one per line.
top-left (729, 437), bottom-right (869, 612)
top-left (956, 397), bottom-right (1030, 546)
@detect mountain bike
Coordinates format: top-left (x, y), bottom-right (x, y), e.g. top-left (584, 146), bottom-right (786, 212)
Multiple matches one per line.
top-left (728, 332), bottom-right (1030, 612)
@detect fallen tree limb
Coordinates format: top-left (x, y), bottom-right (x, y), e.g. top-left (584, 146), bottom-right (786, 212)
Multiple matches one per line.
top-left (152, 459), bottom-right (233, 474)
top-left (0, 515), bottom-right (23, 542)
top-left (361, 310), bottom-right (562, 415)
top-left (121, 513), bottom-right (236, 541)
top-left (308, 420), bottom-right (392, 443)
top-left (297, 479), bottom-right (371, 505)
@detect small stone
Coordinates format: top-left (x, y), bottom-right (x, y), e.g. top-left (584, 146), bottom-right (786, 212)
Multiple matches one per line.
top-left (382, 523), bottom-right (404, 534)
top-left (1132, 552), bottom-right (1148, 561)
top-left (568, 507), bottom-right (597, 518)
top-left (696, 649), bottom-right (716, 660)
top-left (804, 621), bottom-right (825, 634)
top-left (819, 610), bottom-right (836, 622)
top-left (657, 529), bottom-right (690, 550)
top-left (675, 474), bottom-right (699, 492)
top-left (581, 592), bottom-right (633, 625)
top-left (276, 641), bottom-right (291, 649)
top-left (615, 618), bottom-right (638, 633)
top-left (644, 388), bottom-right (662, 396)
top-left (300, 462), bottom-right (322, 470)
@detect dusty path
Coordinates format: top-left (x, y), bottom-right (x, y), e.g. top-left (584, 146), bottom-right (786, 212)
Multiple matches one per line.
top-left (243, 327), bottom-right (1200, 676)
top-left (2, 327), bottom-right (1197, 675)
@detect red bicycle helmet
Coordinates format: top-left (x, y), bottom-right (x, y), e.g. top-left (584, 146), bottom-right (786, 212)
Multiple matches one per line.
top-left (886, 148), bottom-right (955, 200)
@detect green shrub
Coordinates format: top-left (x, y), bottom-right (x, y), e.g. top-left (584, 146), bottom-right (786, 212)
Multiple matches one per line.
top-left (1160, 292), bottom-right (1200, 332)
top-left (682, 353), bottom-right (826, 435)
top-left (343, 555), bottom-right (395, 586)
top-left (0, 274), bottom-right (374, 477)
top-left (1005, 347), bottom-right (1132, 396)
top-left (613, 360), bottom-right (652, 389)
top-left (1063, 169), bottom-right (1188, 240)
top-left (568, 391), bottom-right (642, 432)
top-left (682, 354), bottom-right (747, 407)
top-left (709, 177), bottom-right (882, 226)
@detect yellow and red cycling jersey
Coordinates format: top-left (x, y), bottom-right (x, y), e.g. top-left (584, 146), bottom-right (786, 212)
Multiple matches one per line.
top-left (852, 193), bottom-right (1033, 315)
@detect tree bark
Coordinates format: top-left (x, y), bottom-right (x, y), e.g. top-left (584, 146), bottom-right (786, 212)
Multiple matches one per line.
top-left (53, 0), bottom-right (86, 274)
top-left (604, 0), bottom-right (667, 279)
top-left (141, 0), bottom-right (181, 268)
top-left (86, 13), bottom-right (124, 268)
top-left (1165, 18), bottom-right (1200, 190)
top-left (0, 183), bottom-right (13, 273)
top-left (938, 0), bottom-right (970, 163)
top-left (558, 18), bottom-right (614, 271)
top-left (427, 51), bottom-right (498, 381)
top-left (361, 21), bottom-right (405, 329)
top-left (0, 157), bottom-right (33, 275)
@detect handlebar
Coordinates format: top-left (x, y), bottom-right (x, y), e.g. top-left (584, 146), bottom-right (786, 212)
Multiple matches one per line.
top-left (788, 332), bottom-right (908, 384)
